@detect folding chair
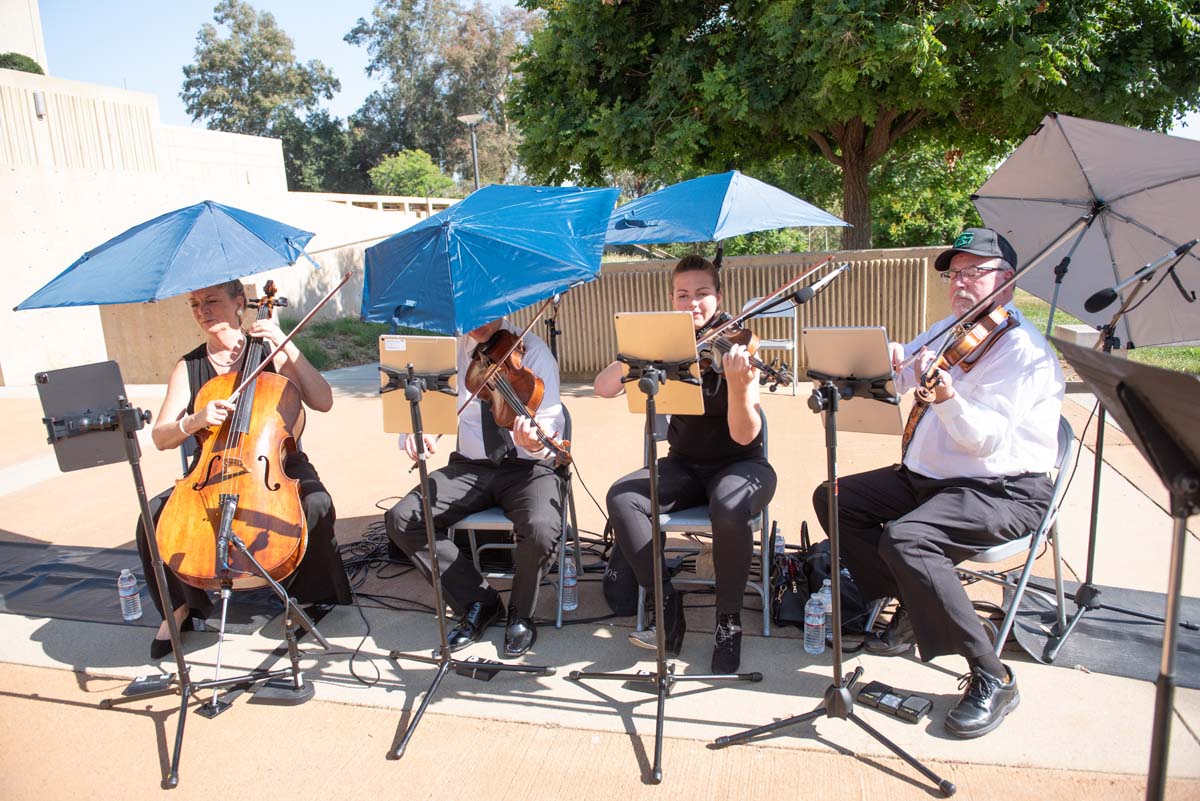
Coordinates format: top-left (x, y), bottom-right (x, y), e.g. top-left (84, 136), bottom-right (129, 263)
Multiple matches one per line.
top-left (447, 406), bottom-right (583, 628)
top-left (636, 407), bottom-right (774, 635)
top-left (742, 296), bottom-right (800, 395)
top-left (871, 416), bottom-right (1075, 655)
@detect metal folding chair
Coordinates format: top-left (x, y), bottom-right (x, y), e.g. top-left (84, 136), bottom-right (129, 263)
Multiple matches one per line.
top-left (447, 406), bottom-right (583, 628)
top-left (636, 407), bottom-right (774, 635)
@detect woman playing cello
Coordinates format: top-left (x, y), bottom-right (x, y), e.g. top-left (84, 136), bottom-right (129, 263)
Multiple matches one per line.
top-left (135, 278), bottom-right (351, 659)
top-left (595, 255), bottom-right (777, 672)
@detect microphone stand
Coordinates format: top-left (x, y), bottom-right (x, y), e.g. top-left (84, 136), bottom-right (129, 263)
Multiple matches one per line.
top-left (712, 370), bottom-right (955, 798)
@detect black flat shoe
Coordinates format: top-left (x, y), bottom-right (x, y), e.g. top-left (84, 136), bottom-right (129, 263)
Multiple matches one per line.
top-left (447, 599), bottom-right (504, 652)
top-left (628, 590), bottom-right (686, 655)
top-left (149, 616), bottom-right (195, 660)
top-left (711, 612), bottom-right (743, 673)
top-left (865, 606), bottom-right (915, 656)
top-left (945, 665), bottom-right (1020, 738)
top-left (501, 614), bottom-right (537, 659)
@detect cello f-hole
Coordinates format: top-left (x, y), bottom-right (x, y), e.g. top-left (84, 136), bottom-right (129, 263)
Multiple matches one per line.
top-left (258, 454), bottom-right (281, 491)
top-left (192, 454), bottom-right (223, 491)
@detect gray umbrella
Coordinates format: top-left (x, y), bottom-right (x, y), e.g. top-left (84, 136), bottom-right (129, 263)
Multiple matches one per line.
top-left (972, 113), bottom-right (1200, 348)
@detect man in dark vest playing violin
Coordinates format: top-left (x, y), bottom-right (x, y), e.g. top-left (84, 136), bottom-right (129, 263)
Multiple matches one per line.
top-left (385, 317), bottom-right (566, 658)
top-left (812, 228), bottom-right (1064, 738)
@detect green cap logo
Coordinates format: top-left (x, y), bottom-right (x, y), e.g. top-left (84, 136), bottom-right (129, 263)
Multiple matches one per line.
top-left (954, 231), bottom-right (975, 248)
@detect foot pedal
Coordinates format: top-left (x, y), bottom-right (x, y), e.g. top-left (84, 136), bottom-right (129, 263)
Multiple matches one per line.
top-left (252, 677), bottom-right (316, 705)
top-left (455, 656), bottom-right (500, 681)
top-left (123, 674), bottom-right (174, 696)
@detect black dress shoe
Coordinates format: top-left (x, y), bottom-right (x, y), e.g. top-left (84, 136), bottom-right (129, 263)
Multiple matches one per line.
top-left (711, 612), bottom-right (743, 673)
top-left (501, 613), bottom-right (537, 659)
top-left (447, 599), bottom-right (504, 652)
top-left (945, 665), bottom-right (1020, 738)
top-left (865, 606), bottom-right (915, 656)
top-left (149, 616), bottom-right (195, 660)
top-left (628, 590), bottom-right (686, 655)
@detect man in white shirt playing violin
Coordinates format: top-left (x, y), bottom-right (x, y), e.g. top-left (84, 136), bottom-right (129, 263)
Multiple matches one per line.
top-left (813, 228), bottom-right (1064, 738)
top-left (386, 317), bottom-right (567, 659)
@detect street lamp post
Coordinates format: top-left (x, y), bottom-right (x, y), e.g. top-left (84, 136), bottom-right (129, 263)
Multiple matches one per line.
top-left (456, 113), bottom-right (484, 191)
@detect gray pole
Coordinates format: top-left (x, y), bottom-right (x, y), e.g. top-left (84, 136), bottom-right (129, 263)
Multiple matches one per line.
top-left (470, 125), bottom-right (480, 192)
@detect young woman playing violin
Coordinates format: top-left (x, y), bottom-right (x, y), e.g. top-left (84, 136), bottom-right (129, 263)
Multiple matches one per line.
top-left (384, 316), bottom-right (566, 659)
top-left (135, 279), bottom-right (351, 660)
top-left (594, 255), bottom-right (777, 673)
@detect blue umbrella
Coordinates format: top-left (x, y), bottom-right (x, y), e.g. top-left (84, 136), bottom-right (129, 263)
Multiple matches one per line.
top-left (606, 170), bottom-right (847, 246)
top-left (16, 200), bottom-right (316, 310)
top-left (361, 184), bottom-right (619, 335)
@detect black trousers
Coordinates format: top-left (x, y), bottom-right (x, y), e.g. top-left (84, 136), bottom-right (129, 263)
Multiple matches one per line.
top-left (607, 455), bottom-right (777, 616)
top-left (813, 465), bottom-right (1052, 662)
top-left (385, 454), bottom-right (565, 619)
top-left (135, 451), bottom-right (353, 623)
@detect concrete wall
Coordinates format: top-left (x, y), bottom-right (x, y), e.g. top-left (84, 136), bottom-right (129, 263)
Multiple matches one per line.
top-left (0, 0), bottom-right (47, 71)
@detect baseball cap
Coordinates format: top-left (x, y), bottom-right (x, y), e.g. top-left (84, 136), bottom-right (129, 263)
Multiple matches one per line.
top-left (934, 228), bottom-right (1018, 272)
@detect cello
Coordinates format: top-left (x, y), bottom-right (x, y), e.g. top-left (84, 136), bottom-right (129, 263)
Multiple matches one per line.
top-left (155, 281), bottom-right (308, 592)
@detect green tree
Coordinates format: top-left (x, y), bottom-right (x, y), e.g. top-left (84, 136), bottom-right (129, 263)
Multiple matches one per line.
top-left (0, 52), bottom-right (44, 74)
top-left (345, 1), bottom-right (537, 187)
top-left (512, 0), bottom-right (1200, 249)
top-left (181, 0), bottom-right (339, 136)
top-left (274, 110), bottom-right (370, 193)
top-left (369, 149), bottom-right (457, 196)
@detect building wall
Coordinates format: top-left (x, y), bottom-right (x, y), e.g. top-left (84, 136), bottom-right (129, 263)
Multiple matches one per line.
top-left (0, 0), bottom-right (47, 71)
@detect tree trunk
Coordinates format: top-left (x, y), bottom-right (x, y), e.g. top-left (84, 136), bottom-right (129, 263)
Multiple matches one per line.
top-left (840, 153), bottom-right (872, 251)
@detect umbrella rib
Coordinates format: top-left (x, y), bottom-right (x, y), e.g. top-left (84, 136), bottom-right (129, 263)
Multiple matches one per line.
top-left (1055, 115), bottom-right (1104, 206)
top-left (1103, 171), bottom-right (1200, 207)
top-left (217, 205), bottom-right (307, 264)
top-left (972, 194), bottom-right (1093, 207)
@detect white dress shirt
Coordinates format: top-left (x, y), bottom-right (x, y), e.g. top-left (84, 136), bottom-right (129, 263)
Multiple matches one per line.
top-left (898, 305), bottom-right (1064, 480)
top-left (400, 321), bottom-right (565, 462)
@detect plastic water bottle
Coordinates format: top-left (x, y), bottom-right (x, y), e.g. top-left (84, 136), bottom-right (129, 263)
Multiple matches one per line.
top-left (803, 593), bottom-right (825, 655)
top-left (818, 578), bottom-right (834, 636)
top-left (773, 530), bottom-right (786, 557)
top-left (561, 556), bottom-right (579, 612)
top-left (118, 569), bottom-right (142, 622)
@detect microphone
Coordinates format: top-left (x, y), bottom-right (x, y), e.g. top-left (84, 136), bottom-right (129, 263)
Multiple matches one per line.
top-left (791, 262), bottom-right (851, 306)
top-left (1084, 239), bottom-right (1197, 313)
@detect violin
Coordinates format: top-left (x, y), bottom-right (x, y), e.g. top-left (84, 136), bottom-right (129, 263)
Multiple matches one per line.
top-left (156, 281), bottom-right (307, 591)
top-left (695, 312), bottom-right (794, 391)
top-left (464, 328), bottom-right (572, 467)
top-left (913, 305), bottom-right (1020, 403)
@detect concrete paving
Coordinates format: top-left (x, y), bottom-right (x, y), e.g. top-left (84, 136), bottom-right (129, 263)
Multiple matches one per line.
top-left (0, 367), bottom-right (1197, 799)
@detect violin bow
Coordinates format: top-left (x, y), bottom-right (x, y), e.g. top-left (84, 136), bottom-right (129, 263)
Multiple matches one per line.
top-left (226, 272), bottom-right (351, 405)
top-left (696, 255), bottom-right (836, 348)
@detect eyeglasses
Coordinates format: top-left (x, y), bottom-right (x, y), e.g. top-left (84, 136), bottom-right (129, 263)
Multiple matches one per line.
top-left (939, 266), bottom-right (1006, 284)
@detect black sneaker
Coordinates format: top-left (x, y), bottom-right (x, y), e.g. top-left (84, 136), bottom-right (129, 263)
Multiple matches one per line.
top-left (710, 613), bottom-right (743, 673)
top-left (865, 606), bottom-right (915, 656)
top-left (945, 665), bottom-right (1020, 738)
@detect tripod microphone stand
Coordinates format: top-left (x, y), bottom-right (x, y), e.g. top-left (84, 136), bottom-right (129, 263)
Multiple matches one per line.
top-left (712, 368), bottom-right (955, 798)
top-left (569, 342), bottom-right (761, 784)
top-left (383, 364), bottom-right (553, 760)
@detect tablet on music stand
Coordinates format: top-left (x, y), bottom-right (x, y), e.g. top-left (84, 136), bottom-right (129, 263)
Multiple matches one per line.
top-left (802, 326), bottom-right (901, 435)
top-left (379, 334), bottom-right (458, 435)
top-left (614, 311), bottom-right (704, 416)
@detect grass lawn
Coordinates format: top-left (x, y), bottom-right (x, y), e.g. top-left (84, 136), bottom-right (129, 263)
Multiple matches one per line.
top-left (280, 315), bottom-right (428, 371)
top-left (1012, 289), bottom-right (1200, 375)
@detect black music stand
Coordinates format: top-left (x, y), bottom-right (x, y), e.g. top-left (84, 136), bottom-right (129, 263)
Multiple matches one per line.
top-left (1054, 339), bottom-right (1200, 801)
top-left (569, 311), bottom-right (761, 784)
top-left (711, 332), bottom-right (955, 798)
top-left (36, 362), bottom-right (330, 790)
top-left (381, 363), bottom-right (553, 760)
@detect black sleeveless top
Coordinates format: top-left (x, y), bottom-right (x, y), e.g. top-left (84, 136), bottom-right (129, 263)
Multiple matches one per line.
top-left (666, 369), bottom-right (764, 465)
top-left (181, 341), bottom-right (277, 414)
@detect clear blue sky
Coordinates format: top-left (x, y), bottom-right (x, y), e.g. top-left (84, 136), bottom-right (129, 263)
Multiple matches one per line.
top-left (38, 1), bottom-right (1200, 138)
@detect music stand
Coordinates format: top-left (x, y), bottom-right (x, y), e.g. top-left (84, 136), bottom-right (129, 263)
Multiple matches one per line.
top-left (37, 362), bottom-right (330, 789)
top-left (569, 311), bottom-right (762, 784)
top-left (379, 335), bottom-right (553, 760)
top-left (1054, 338), bottom-right (1199, 801)
top-left (712, 327), bottom-right (955, 797)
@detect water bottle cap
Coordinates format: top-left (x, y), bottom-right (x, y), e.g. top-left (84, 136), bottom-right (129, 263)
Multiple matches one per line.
top-left (822, 578), bottom-right (831, 587)
top-left (120, 568), bottom-right (133, 577)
